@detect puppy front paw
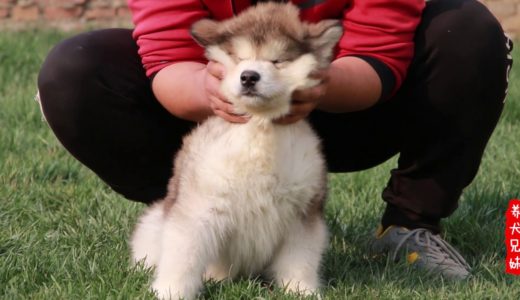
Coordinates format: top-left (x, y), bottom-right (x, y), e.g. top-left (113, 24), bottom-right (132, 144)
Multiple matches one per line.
top-left (152, 279), bottom-right (197, 300)
top-left (282, 279), bottom-right (321, 298)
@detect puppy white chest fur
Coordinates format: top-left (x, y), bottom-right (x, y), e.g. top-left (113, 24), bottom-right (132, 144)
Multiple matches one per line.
top-left (179, 117), bottom-right (324, 274)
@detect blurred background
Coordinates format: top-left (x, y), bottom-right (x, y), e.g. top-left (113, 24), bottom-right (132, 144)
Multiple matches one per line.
top-left (0, 0), bottom-right (518, 38)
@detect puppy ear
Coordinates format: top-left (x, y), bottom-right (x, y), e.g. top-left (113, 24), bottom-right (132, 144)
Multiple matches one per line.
top-left (306, 20), bottom-right (343, 63)
top-left (191, 19), bottom-right (222, 46)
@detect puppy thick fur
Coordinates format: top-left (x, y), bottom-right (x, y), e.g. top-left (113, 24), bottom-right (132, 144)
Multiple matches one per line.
top-left (130, 3), bottom-right (342, 299)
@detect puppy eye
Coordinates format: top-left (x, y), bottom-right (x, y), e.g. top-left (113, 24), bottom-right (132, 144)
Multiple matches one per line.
top-left (271, 60), bottom-right (287, 68)
top-left (228, 53), bottom-right (247, 62)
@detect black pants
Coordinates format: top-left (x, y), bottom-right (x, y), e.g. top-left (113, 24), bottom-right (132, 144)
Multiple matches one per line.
top-left (37, 0), bottom-right (513, 232)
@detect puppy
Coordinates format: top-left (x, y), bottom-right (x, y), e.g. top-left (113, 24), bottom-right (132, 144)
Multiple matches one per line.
top-left (131, 3), bottom-right (342, 299)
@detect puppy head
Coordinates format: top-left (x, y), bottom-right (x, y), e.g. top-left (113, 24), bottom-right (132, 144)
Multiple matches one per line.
top-left (191, 3), bottom-right (342, 120)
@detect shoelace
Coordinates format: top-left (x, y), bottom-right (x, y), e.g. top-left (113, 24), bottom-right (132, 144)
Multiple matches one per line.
top-left (391, 228), bottom-right (471, 270)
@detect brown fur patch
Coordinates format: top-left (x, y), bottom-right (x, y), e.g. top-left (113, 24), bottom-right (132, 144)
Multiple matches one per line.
top-left (221, 3), bottom-right (304, 46)
top-left (191, 19), bottom-right (222, 46)
top-left (192, 3), bottom-right (311, 60)
top-left (161, 133), bottom-right (194, 215)
top-left (304, 170), bottom-right (328, 224)
top-left (191, 2), bottom-right (342, 67)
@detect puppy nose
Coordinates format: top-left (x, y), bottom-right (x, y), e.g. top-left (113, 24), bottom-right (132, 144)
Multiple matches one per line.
top-left (240, 70), bottom-right (261, 88)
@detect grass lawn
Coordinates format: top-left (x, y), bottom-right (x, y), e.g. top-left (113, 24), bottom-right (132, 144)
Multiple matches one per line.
top-left (1, 30), bottom-right (519, 299)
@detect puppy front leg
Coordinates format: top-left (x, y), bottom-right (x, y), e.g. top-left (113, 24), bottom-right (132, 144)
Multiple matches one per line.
top-left (131, 203), bottom-right (165, 268)
top-left (152, 214), bottom-right (220, 300)
top-left (204, 257), bottom-right (233, 282)
top-left (269, 217), bottom-right (328, 296)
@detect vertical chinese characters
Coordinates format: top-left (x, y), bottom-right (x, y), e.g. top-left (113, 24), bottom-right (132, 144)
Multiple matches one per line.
top-left (506, 200), bottom-right (520, 275)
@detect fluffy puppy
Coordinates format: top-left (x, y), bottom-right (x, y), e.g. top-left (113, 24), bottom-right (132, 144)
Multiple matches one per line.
top-left (131, 3), bottom-right (342, 299)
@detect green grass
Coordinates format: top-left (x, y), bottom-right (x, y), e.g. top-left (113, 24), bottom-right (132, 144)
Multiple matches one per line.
top-left (1, 30), bottom-right (519, 299)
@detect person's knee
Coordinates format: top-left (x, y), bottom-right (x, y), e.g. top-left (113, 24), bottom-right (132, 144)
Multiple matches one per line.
top-left (417, 0), bottom-right (511, 107)
top-left (39, 32), bottom-right (104, 86)
top-left (455, 0), bottom-right (506, 54)
top-left (426, 0), bottom-right (508, 59)
top-left (37, 32), bottom-right (102, 121)
top-left (441, 0), bottom-right (511, 95)
top-left (36, 31), bottom-right (120, 152)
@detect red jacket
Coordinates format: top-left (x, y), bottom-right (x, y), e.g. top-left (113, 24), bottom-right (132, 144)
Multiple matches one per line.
top-left (128, 0), bottom-right (425, 93)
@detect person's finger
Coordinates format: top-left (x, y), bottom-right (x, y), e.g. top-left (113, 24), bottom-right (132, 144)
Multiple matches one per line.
top-left (292, 84), bottom-right (325, 103)
top-left (207, 85), bottom-right (228, 103)
top-left (205, 73), bottom-right (230, 102)
top-left (274, 94), bottom-right (320, 125)
top-left (309, 68), bottom-right (330, 81)
top-left (210, 96), bottom-right (249, 122)
top-left (274, 113), bottom-right (307, 125)
top-left (274, 104), bottom-right (313, 125)
top-left (207, 61), bottom-right (225, 80)
top-left (291, 100), bottom-right (317, 113)
top-left (210, 95), bottom-right (234, 112)
top-left (285, 106), bottom-right (315, 122)
top-left (292, 89), bottom-right (311, 102)
top-left (213, 107), bottom-right (249, 123)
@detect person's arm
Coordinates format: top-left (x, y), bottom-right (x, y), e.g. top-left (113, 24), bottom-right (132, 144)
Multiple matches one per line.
top-left (274, 57), bottom-right (380, 124)
top-left (276, 0), bottom-right (425, 124)
top-left (128, 0), bottom-right (210, 77)
top-left (155, 52), bottom-right (383, 125)
top-left (318, 56), bottom-right (381, 112)
top-left (334, 0), bottom-right (425, 101)
top-left (152, 61), bottom-right (248, 123)
top-left (151, 62), bottom-right (210, 122)
top-left (129, 0), bottom-right (247, 123)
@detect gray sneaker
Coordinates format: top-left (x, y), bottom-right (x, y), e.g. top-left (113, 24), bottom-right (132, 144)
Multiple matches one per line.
top-left (371, 226), bottom-right (471, 280)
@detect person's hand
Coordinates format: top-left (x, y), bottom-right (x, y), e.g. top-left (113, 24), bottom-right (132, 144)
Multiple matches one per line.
top-left (205, 61), bottom-right (249, 123)
top-left (274, 69), bottom-right (329, 125)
